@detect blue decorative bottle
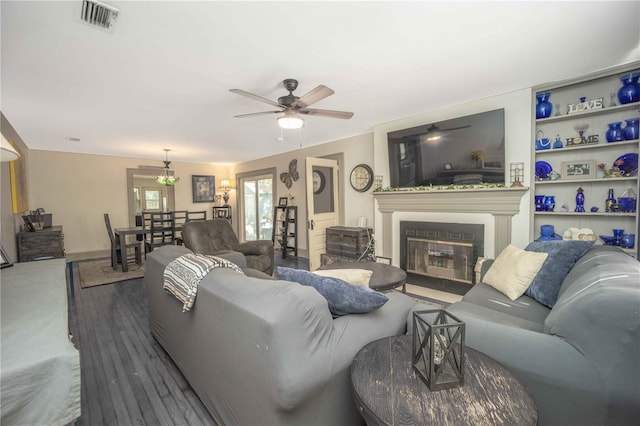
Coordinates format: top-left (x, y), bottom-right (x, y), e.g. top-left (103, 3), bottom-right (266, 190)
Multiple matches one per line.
top-left (617, 72), bottom-right (640, 104)
top-left (575, 187), bottom-right (585, 212)
top-left (544, 195), bottom-right (555, 212)
top-left (536, 92), bottom-right (553, 119)
top-left (605, 188), bottom-right (615, 212)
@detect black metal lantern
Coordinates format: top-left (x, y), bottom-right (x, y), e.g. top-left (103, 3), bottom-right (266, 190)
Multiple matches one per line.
top-left (412, 309), bottom-right (465, 391)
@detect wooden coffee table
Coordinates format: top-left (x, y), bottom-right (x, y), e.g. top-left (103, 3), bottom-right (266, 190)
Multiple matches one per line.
top-left (317, 261), bottom-right (407, 292)
top-left (351, 335), bottom-right (537, 425)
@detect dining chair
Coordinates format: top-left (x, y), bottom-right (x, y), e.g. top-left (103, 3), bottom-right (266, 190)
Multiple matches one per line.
top-left (186, 210), bottom-right (207, 221)
top-left (172, 210), bottom-right (188, 244)
top-left (144, 212), bottom-right (174, 253)
top-left (104, 213), bottom-right (142, 270)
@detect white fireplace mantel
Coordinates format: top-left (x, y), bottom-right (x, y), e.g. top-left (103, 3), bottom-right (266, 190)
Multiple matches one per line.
top-left (373, 187), bottom-right (529, 258)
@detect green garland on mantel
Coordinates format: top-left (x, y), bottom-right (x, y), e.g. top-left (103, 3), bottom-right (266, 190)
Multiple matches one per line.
top-left (374, 182), bottom-right (508, 193)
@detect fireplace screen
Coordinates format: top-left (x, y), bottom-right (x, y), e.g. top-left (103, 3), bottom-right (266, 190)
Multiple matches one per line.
top-left (406, 237), bottom-right (473, 284)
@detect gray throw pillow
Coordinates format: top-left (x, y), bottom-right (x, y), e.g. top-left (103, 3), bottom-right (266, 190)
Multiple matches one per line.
top-left (275, 266), bottom-right (388, 316)
top-left (524, 240), bottom-right (593, 308)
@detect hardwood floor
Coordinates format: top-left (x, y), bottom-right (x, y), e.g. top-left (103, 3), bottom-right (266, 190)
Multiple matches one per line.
top-left (68, 255), bottom-right (309, 426)
top-left (68, 276), bottom-right (216, 426)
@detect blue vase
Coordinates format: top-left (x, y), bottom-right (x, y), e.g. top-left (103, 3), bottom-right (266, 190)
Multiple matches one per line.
top-left (536, 92), bottom-right (553, 119)
top-left (617, 72), bottom-right (640, 105)
top-left (606, 122), bottom-right (624, 142)
top-left (535, 195), bottom-right (545, 211)
top-left (544, 195), bottom-right (555, 212)
top-left (623, 118), bottom-right (639, 140)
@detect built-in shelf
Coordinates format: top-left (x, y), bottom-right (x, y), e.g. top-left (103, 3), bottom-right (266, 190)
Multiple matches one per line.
top-left (535, 177), bottom-right (638, 185)
top-left (534, 211), bottom-right (637, 217)
top-left (536, 101), bottom-right (640, 124)
top-left (535, 139), bottom-right (639, 154)
top-left (531, 65), bottom-right (639, 260)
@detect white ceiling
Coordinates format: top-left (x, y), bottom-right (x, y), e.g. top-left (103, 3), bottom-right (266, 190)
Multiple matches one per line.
top-left (2, 1), bottom-right (639, 165)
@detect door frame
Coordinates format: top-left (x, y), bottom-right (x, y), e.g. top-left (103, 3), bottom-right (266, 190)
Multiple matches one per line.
top-left (236, 167), bottom-right (276, 242)
top-left (306, 157), bottom-right (340, 270)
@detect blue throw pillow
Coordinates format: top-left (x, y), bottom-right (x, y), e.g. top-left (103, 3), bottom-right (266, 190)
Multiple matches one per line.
top-left (275, 266), bottom-right (388, 317)
top-left (524, 240), bottom-right (593, 308)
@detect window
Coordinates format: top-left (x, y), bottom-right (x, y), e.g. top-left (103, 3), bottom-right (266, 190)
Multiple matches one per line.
top-left (238, 170), bottom-right (274, 242)
top-left (143, 188), bottom-right (161, 211)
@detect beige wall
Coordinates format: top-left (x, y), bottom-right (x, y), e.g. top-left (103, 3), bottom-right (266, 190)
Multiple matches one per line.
top-left (3, 89), bottom-right (533, 261)
top-left (27, 150), bottom-right (229, 256)
top-left (232, 132), bottom-right (375, 255)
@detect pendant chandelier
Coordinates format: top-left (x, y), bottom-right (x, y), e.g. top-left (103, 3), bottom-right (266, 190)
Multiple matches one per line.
top-left (157, 149), bottom-right (179, 186)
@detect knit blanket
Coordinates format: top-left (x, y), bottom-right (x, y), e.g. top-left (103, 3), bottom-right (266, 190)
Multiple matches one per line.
top-left (163, 253), bottom-right (244, 312)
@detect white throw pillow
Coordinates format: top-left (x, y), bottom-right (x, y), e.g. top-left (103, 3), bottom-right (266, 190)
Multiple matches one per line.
top-left (313, 268), bottom-right (373, 287)
top-left (483, 244), bottom-right (548, 300)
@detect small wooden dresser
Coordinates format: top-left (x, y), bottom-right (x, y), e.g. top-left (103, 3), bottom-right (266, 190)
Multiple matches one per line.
top-left (17, 225), bottom-right (65, 262)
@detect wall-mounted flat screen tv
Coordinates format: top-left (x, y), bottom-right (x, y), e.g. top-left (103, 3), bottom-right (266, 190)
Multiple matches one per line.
top-left (388, 109), bottom-right (505, 188)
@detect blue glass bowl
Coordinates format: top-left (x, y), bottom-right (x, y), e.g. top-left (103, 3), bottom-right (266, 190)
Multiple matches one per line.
top-left (599, 235), bottom-right (616, 245)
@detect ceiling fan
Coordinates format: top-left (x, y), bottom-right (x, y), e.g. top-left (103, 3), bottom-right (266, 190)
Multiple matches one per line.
top-left (422, 123), bottom-right (471, 142)
top-left (229, 79), bottom-right (354, 129)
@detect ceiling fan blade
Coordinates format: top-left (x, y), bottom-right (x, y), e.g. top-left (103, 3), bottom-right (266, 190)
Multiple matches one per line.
top-left (229, 89), bottom-right (282, 108)
top-left (234, 110), bottom-right (283, 118)
top-left (292, 85), bottom-right (334, 108)
top-left (300, 108), bottom-right (354, 119)
top-left (441, 124), bottom-right (471, 132)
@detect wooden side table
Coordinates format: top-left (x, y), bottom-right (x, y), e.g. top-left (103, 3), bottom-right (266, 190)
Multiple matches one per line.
top-left (351, 335), bottom-right (537, 425)
top-left (317, 261), bottom-right (407, 293)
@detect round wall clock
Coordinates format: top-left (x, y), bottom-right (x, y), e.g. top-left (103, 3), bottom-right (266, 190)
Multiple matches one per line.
top-left (350, 164), bottom-right (374, 192)
top-left (312, 170), bottom-right (325, 194)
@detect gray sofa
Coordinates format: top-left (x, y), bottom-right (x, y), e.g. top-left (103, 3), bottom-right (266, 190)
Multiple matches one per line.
top-left (446, 245), bottom-right (640, 426)
top-left (144, 245), bottom-right (415, 425)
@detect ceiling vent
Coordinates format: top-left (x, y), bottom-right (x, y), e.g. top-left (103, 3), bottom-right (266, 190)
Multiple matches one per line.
top-left (79, 0), bottom-right (119, 31)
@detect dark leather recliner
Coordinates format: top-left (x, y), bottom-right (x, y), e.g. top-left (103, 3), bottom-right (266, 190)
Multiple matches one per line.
top-left (182, 219), bottom-right (274, 275)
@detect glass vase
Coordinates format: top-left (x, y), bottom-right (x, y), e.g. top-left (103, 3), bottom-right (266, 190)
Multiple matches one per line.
top-left (606, 122), bottom-right (624, 142)
top-left (623, 118), bottom-right (639, 140)
top-left (617, 72), bottom-right (640, 105)
top-left (535, 92), bottom-right (553, 119)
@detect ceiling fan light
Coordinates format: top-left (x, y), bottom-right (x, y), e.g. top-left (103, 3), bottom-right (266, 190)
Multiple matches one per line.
top-left (278, 114), bottom-right (304, 129)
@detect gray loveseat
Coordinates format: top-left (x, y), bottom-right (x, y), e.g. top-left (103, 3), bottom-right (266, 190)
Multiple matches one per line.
top-left (446, 245), bottom-right (640, 425)
top-left (144, 245), bottom-right (415, 425)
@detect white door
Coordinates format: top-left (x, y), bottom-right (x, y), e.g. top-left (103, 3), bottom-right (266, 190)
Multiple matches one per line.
top-left (306, 157), bottom-right (339, 271)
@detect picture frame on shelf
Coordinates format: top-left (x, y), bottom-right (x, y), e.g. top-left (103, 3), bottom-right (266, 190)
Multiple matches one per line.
top-left (21, 215), bottom-right (36, 232)
top-left (278, 197), bottom-right (288, 207)
top-left (375, 256), bottom-right (391, 265)
top-left (192, 175), bottom-right (215, 203)
top-left (561, 160), bottom-right (596, 180)
top-left (1, 245), bottom-right (14, 268)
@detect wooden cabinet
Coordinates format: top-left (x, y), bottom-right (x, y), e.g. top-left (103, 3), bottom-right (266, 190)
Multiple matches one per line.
top-left (272, 206), bottom-right (297, 258)
top-left (532, 66), bottom-right (639, 258)
top-left (17, 226), bottom-right (65, 262)
top-left (325, 226), bottom-right (373, 259)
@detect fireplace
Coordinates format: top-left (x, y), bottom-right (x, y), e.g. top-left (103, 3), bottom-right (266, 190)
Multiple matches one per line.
top-left (400, 221), bottom-right (484, 295)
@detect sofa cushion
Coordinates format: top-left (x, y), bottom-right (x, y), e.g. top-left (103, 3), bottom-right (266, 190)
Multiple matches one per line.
top-left (483, 244), bottom-right (548, 300)
top-left (460, 282), bottom-right (551, 330)
top-left (558, 245), bottom-right (639, 300)
top-left (312, 268), bottom-right (373, 286)
top-left (524, 240), bottom-right (593, 308)
top-left (275, 266), bottom-right (388, 316)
